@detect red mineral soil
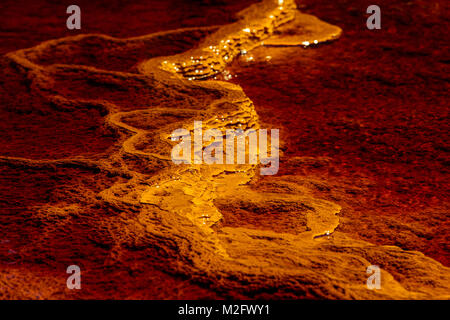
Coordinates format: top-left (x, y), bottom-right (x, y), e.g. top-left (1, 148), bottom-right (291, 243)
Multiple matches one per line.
top-left (0, 0), bottom-right (449, 300)
top-left (226, 0), bottom-right (450, 266)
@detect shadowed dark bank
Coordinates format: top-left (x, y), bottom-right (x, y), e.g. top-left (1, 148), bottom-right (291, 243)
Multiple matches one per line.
top-left (0, 0), bottom-right (257, 55)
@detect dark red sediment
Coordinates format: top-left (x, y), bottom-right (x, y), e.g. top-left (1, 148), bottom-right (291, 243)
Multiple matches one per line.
top-left (0, 0), bottom-right (257, 299)
top-left (227, 0), bottom-right (449, 265)
top-left (0, 0), bottom-right (257, 55)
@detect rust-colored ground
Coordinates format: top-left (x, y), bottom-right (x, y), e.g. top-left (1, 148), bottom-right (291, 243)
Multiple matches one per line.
top-left (0, 0), bottom-right (448, 299)
top-left (227, 0), bottom-right (450, 266)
